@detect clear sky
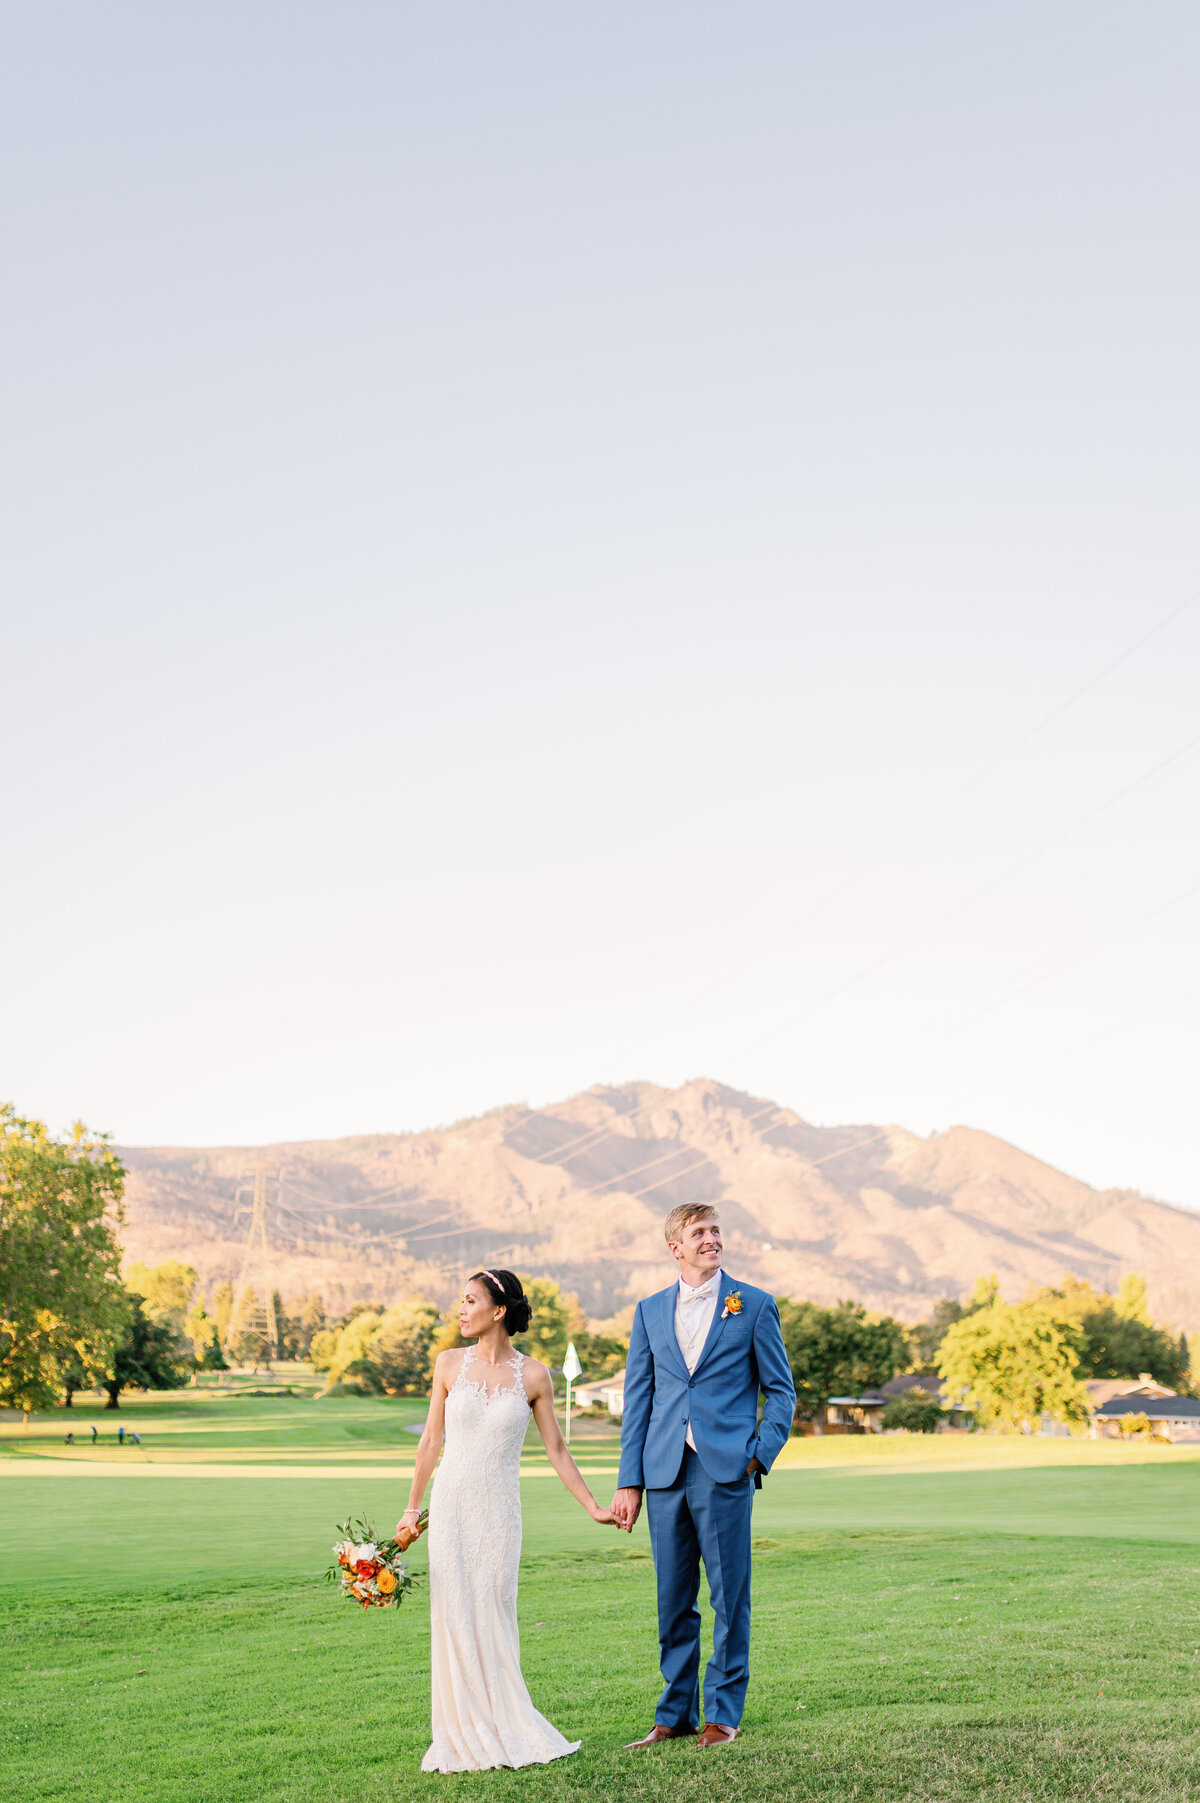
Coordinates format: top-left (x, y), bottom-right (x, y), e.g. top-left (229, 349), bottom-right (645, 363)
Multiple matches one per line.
top-left (3, 4), bottom-right (1198, 1209)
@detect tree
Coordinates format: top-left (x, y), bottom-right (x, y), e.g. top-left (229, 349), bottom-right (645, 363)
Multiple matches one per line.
top-left (1115, 1273), bottom-right (1151, 1324)
top-left (881, 1389), bottom-right (945, 1433)
top-left (62, 1356), bottom-right (87, 1408)
top-left (777, 1299), bottom-right (909, 1420)
top-left (224, 1288), bottom-right (275, 1367)
top-left (569, 1328), bottom-right (629, 1382)
top-left (211, 1281), bottom-right (234, 1347)
top-left (369, 1303), bottom-right (441, 1394)
top-left (297, 1293), bottom-right (327, 1354)
top-left (937, 1298), bottom-right (1090, 1433)
top-left (309, 1324), bottom-right (341, 1373)
top-left (513, 1278), bottom-right (587, 1373)
top-left (199, 1327), bottom-right (228, 1371)
top-left (103, 1294), bottom-right (190, 1409)
top-left (275, 1292), bottom-right (326, 1360)
top-left (313, 1301), bottom-right (441, 1395)
top-left (908, 1298), bottom-right (966, 1371)
top-left (1030, 1275), bottom-right (1189, 1389)
top-left (184, 1298), bottom-right (218, 1361)
top-left (0, 1106), bottom-right (130, 1420)
top-left (123, 1261), bottom-right (198, 1335)
top-left (1078, 1305), bottom-right (1189, 1388)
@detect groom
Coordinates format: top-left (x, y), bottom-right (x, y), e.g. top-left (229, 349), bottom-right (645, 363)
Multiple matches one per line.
top-left (612, 1203), bottom-right (796, 1749)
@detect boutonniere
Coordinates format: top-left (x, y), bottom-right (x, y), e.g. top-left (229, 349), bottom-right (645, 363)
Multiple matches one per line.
top-left (721, 1291), bottom-right (743, 1319)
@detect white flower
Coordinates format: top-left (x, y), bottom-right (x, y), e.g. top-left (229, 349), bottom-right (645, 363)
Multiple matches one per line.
top-left (333, 1540), bottom-right (353, 1557)
top-left (350, 1542), bottom-right (377, 1563)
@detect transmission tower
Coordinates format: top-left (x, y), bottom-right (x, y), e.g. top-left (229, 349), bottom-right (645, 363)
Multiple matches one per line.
top-left (225, 1163), bottom-right (280, 1364)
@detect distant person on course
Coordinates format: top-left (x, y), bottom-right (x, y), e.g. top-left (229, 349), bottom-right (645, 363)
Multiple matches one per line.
top-left (611, 1203), bottom-right (796, 1749)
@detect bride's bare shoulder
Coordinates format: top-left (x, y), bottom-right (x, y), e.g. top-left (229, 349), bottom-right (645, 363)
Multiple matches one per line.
top-left (433, 1347), bottom-right (468, 1379)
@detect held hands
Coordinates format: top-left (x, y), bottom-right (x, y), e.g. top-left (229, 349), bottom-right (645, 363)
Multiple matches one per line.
top-left (606, 1469), bottom-right (757, 1534)
top-left (589, 1504), bottom-right (622, 1527)
top-left (610, 1486), bottom-right (643, 1533)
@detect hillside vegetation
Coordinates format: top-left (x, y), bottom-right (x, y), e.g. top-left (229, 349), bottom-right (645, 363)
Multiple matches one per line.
top-left (116, 1079), bottom-right (1200, 1326)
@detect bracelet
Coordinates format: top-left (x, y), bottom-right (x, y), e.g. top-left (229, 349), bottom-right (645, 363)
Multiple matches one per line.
top-left (401, 1507), bottom-right (420, 1517)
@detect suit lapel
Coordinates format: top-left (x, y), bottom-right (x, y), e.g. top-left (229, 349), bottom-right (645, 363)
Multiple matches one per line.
top-left (654, 1284), bottom-right (690, 1381)
top-left (691, 1270), bottom-right (733, 1378)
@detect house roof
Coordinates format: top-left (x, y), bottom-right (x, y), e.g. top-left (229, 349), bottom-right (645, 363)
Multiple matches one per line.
top-left (574, 1370), bottom-right (625, 1397)
top-left (882, 1373), bottom-right (943, 1398)
top-left (1086, 1378), bottom-right (1176, 1406)
top-left (1093, 1394), bottom-right (1200, 1420)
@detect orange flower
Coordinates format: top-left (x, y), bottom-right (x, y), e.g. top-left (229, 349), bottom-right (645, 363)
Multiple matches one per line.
top-left (724, 1292), bottom-right (743, 1316)
top-left (377, 1569), bottom-right (397, 1594)
top-left (355, 1561), bottom-right (377, 1578)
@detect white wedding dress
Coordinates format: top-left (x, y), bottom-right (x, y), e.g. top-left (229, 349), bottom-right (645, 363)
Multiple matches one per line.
top-left (421, 1346), bottom-right (582, 1773)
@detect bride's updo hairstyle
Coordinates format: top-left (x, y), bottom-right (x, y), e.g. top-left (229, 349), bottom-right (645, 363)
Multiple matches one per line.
top-left (472, 1269), bottom-right (533, 1336)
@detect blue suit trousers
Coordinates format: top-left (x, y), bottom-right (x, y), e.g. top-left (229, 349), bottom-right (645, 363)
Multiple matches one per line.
top-left (646, 1447), bottom-right (755, 1730)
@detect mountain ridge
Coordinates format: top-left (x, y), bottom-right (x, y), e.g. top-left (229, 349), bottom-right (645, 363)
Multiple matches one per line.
top-left (116, 1078), bottom-right (1200, 1330)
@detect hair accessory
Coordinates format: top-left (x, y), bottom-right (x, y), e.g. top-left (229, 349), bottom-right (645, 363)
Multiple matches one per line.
top-left (482, 1270), bottom-right (501, 1289)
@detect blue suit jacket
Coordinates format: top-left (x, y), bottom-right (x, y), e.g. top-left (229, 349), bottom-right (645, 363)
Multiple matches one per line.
top-left (617, 1270), bottom-right (797, 1489)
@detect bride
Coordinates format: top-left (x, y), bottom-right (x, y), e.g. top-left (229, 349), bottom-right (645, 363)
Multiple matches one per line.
top-left (398, 1268), bottom-right (619, 1773)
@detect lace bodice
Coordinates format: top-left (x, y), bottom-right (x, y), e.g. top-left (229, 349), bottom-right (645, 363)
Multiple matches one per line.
top-left (440, 1346), bottom-right (531, 1474)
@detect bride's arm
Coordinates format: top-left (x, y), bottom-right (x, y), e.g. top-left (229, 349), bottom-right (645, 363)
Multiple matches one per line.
top-left (527, 1362), bottom-right (619, 1524)
top-left (395, 1351), bottom-right (453, 1537)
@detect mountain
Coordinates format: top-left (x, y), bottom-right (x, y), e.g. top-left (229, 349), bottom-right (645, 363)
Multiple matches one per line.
top-left (116, 1078), bottom-right (1200, 1330)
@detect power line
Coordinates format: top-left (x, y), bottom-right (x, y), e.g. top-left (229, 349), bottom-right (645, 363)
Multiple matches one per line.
top-left (279, 1177), bottom-right (463, 1241)
top-left (266, 1116), bottom-right (896, 1263)
top-left (594, 1125), bottom-right (897, 1210)
top-left (607, 583), bottom-right (1200, 1066)
top-left (828, 877), bottom-right (1200, 1086)
top-left (579, 1098), bottom-right (785, 1196)
top-left (746, 726), bottom-right (1200, 1054)
top-left (962, 584), bottom-right (1200, 788)
top-left (1014, 982), bottom-right (1200, 1088)
top-left (515, 716), bottom-right (1200, 1186)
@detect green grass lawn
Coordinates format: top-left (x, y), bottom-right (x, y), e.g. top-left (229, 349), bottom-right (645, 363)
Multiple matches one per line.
top-left (2, 1393), bottom-right (1199, 1801)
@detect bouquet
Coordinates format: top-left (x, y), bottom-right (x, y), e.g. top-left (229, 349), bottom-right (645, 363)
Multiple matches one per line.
top-left (327, 1512), bottom-right (428, 1610)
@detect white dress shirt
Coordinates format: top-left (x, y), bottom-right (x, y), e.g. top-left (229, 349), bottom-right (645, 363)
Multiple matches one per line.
top-left (674, 1271), bottom-right (720, 1451)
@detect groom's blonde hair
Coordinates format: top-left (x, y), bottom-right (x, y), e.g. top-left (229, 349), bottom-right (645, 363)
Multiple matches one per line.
top-left (663, 1202), bottom-right (719, 1246)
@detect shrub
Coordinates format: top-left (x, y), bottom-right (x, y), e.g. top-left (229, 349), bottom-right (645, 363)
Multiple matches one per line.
top-left (881, 1389), bottom-right (944, 1433)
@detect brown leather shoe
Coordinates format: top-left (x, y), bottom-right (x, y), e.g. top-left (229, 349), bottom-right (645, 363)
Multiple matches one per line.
top-left (696, 1723), bottom-right (740, 1748)
top-left (624, 1724), bottom-right (694, 1748)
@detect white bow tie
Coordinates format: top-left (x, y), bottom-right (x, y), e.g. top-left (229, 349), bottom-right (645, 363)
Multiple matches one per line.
top-left (682, 1286), bottom-right (714, 1303)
